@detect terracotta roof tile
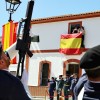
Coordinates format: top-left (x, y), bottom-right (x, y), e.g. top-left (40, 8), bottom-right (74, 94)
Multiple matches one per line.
top-left (31, 11), bottom-right (100, 24)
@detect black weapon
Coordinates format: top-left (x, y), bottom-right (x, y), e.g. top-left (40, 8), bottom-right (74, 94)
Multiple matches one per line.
top-left (16, 0), bottom-right (39, 79)
top-left (0, 42), bottom-right (2, 59)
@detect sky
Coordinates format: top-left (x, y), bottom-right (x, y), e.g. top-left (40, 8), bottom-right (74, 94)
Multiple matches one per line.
top-left (0, 0), bottom-right (100, 36)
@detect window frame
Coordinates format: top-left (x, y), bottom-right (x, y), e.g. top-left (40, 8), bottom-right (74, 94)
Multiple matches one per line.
top-left (38, 61), bottom-right (51, 86)
top-left (40, 63), bottom-right (49, 86)
top-left (68, 21), bottom-right (82, 34)
top-left (68, 63), bottom-right (79, 77)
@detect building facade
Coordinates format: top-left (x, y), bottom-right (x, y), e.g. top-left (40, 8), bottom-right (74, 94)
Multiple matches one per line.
top-left (3, 11), bottom-right (98, 96)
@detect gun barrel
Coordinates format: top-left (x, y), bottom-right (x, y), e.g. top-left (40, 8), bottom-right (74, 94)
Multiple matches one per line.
top-left (22, 0), bottom-right (34, 42)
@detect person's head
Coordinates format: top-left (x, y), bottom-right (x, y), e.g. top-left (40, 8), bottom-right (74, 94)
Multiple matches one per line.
top-left (51, 77), bottom-right (55, 81)
top-left (85, 67), bottom-right (100, 79)
top-left (66, 71), bottom-right (70, 78)
top-left (80, 45), bottom-right (100, 80)
top-left (0, 51), bottom-right (10, 70)
top-left (77, 26), bottom-right (80, 29)
top-left (72, 27), bottom-right (78, 33)
top-left (66, 74), bottom-right (70, 78)
top-left (59, 75), bottom-right (63, 79)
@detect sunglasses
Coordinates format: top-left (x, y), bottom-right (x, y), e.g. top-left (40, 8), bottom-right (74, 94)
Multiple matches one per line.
top-left (5, 51), bottom-right (10, 59)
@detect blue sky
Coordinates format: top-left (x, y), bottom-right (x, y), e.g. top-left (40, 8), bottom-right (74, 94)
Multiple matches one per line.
top-left (0, 0), bottom-right (100, 36)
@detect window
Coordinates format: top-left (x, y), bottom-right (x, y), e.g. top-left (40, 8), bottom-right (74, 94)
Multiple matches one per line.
top-left (40, 63), bottom-right (49, 86)
top-left (68, 21), bottom-right (82, 34)
top-left (68, 64), bottom-right (79, 76)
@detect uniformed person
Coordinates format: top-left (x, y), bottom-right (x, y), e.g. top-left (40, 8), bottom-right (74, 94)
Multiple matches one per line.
top-left (73, 73), bottom-right (87, 100)
top-left (79, 45), bottom-right (100, 100)
top-left (56, 75), bottom-right (64, 100)
top-left (0, 50), bottom-right (31, 100)
top-left (48, 77), bottom-right (56, 100)
top-left (63, 72), bottom-right (71, 100)
top-left (70, 73), bottom-right (78, 100)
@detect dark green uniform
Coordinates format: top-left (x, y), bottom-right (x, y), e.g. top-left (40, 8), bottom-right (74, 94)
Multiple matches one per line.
top-left (63, 78), bottom-right (71, 100)
top-left (56, 79), bottom-right (64, 100)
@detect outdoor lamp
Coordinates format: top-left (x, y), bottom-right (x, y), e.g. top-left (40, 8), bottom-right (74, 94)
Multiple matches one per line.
top-left (5, 0), bottom-right (21, 22)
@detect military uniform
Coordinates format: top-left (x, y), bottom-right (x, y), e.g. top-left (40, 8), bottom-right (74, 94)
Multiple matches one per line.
top-left (56, 76), bottom-right (64, 100)
top-left (70, 77), bottom-right (78, 100)
top-left (74, 73), bottom-right (87, 100)
top-left (83, 80), bottom-right (100, 100)
top-left (63, 77), bottom-right (71, 100)
top-left (79, 45), bottom-right (100, 100)
top-left (48, 77), bottom-right (56, 100)
top-left (0, 70), bottom-right (31, 100)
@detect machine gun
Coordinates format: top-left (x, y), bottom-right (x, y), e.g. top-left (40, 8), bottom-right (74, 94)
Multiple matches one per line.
top-left (16, 0), bottom-right (39, 79)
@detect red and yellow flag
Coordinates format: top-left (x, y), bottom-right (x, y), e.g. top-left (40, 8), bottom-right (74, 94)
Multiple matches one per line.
top-left (2, 21), bottom-right (18, 64)
top-left (59, 33), bottom-right (82, 55)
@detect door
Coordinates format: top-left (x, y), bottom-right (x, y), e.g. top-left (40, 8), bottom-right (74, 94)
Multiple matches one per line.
top-left (40, 63), bottom-right (49, 86)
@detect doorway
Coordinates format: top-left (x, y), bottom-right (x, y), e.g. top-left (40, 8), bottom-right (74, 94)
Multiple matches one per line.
top-left (40, 63), bottom-right (49, 86)
top-left (68, 64), bottom-right (79, 76)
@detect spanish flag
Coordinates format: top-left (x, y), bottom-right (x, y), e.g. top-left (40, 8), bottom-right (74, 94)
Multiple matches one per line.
top-left (59, 33), bottom-right (82, 55)
top-left (2, 21), bottom-right (18, 64)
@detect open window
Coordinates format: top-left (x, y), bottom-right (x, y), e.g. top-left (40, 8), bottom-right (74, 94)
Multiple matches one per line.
top-left (68, 21), bottom-right (82, 34)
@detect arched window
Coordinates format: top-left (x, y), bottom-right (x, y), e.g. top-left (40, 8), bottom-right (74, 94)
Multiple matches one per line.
top-left (63, 59), bottom-right (82, 77)
top-left (68, 64), bottom-right (79, 75)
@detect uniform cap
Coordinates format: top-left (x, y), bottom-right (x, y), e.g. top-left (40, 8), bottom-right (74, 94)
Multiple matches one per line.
top-left (80, 45), bottom-right (100, 70)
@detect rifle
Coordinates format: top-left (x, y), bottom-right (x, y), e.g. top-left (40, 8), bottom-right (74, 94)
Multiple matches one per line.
top-left (16, 0), bottom-right (39, 79)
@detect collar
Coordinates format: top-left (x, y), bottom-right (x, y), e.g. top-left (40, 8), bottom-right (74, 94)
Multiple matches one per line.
top-left (89, 80), bottom-right (100, 83)
top-left (2, 68), bottom-right (9, 71)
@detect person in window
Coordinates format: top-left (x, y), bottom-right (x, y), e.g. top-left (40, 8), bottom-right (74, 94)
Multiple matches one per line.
top-left (72, 27), bottom-right (78, 34)
top-left (0, 50), bottom-right (31, 100)
top-left (78, 26), bottom-right (85, 48)
top-left (48, 77), bottom-right (56, 100)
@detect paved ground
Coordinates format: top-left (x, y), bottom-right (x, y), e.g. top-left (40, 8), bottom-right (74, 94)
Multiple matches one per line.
top-left (32, 96), bottom-right (72, 100)
top-left (31, 88), bottom-right (84, 100)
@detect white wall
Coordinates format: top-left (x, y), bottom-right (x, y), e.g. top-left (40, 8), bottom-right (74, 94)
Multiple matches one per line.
top-left (30, 17), bottom-right (100, 50)
top-left (28, 16), bottom-right (100, 86)
top-left (28, 52), bottom-right (84, 86)
top-left (30, 21), bottom-right (68, 50)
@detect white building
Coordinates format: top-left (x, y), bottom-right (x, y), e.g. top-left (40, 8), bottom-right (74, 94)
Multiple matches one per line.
top-left (10, 11), bottom-right (100, 96)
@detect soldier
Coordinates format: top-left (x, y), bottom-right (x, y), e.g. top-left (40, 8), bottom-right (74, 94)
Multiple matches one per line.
top-left (79, 45), bottom-right (100, 100)
top-left (73, 73), bottom-right (87, 100)
top-left (70, 73), bottom-right (78, 100)
top-left (48, 77), bottom-right (56, 100)
top-left (56, 75), bottom-right (64, 100)
top-left (63, 71), bottom-right (71, 100)
top-left (0, 51), bottom-right (31, 100)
